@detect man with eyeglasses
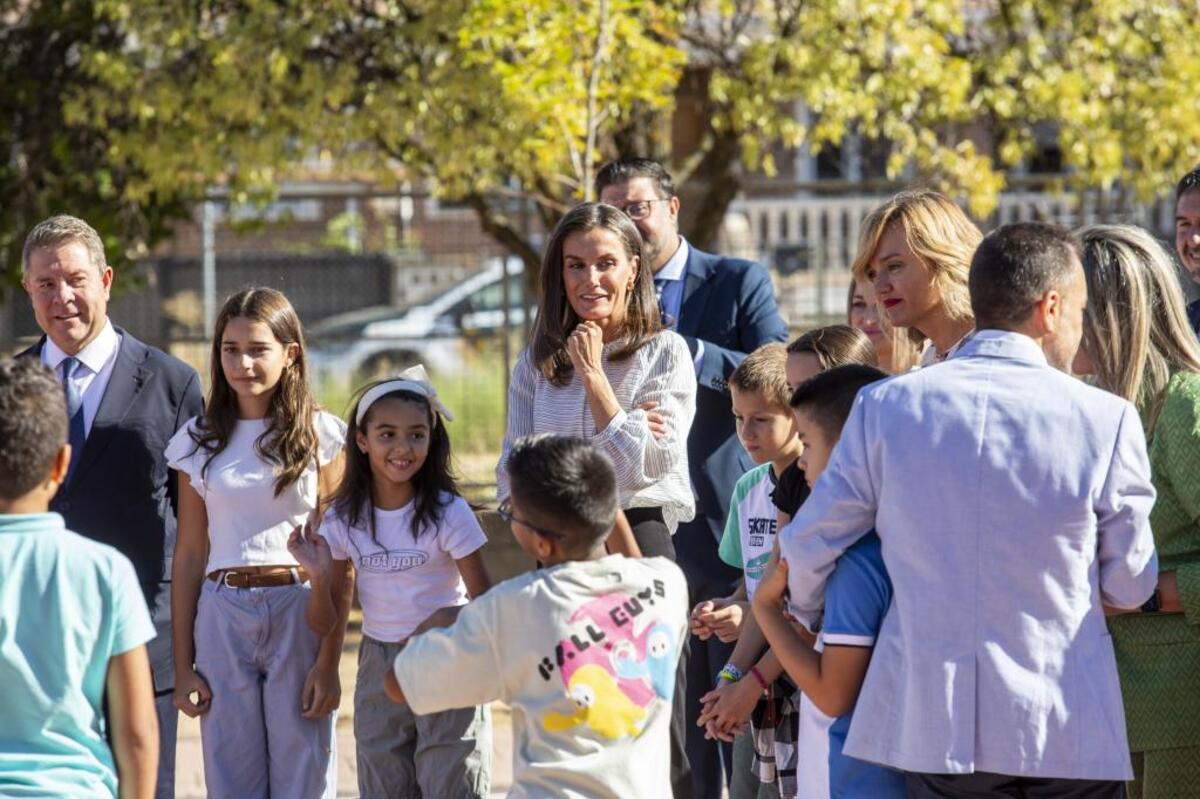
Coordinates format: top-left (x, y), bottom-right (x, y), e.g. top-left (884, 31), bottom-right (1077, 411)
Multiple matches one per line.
top-left (597, 158), bottom-right (789, 799)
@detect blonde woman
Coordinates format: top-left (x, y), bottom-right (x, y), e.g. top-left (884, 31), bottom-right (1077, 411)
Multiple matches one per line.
top-left (851, 190), bottom-right (981, 365)
top-left (846, 279), bottom-right (920, 373)
top-left (1073, 224), bottom-right (1200, 797)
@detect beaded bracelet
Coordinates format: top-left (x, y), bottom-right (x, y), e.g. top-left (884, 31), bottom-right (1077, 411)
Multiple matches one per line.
top-left (717, 663), bottom-right (744, 684)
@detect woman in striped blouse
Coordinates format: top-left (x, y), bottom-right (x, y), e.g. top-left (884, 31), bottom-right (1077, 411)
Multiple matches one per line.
top-left (497, 202), bottom-right (697, 558)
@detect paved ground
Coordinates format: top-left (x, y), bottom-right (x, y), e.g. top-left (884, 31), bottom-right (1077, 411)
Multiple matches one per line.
top-left (174, 627), bottom-right (513, 798)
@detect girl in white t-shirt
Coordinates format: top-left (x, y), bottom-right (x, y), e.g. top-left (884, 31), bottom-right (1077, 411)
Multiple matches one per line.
top-left (289, 365), bottom-right (493, 798)
top-left (166, 287), bottom-right (348, 799)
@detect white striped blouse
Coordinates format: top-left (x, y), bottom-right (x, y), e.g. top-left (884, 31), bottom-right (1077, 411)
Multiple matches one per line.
top-left (496, 330), bottom-right (697, 532)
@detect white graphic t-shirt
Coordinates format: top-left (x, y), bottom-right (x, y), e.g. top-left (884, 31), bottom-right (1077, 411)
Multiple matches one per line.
top-left (321, 493), bottom-right (487, 641)
top-left (719, 463), bottom-right (780, 598)
top-left (394, 555), bottom-right (688, 799)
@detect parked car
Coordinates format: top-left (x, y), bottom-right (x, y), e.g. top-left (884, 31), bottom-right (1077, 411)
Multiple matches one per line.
top-left (307, 258), bottom-right (528, 387)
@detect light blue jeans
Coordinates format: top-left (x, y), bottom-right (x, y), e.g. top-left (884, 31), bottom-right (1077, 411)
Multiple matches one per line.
top-left (194, 578), bottom-right (337, 799)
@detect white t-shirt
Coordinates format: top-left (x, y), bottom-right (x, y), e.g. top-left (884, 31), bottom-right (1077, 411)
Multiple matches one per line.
top-left (394, 555), bottom-right (688, 799)
top-left (321, 493), bottom-right (487, 642)
top-left (165, 411), bottom-right (346, 573)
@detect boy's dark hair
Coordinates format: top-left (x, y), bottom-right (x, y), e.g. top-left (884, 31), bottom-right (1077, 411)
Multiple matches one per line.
top-left (507, 435), bottom-right (617, 550)
top-left (0, 358), bottom-right (68, 500)
top-left (1176, 166), bottom-right (1200, 204)
top-left (790, 364), bottom-right (887, 443)
top-left (969, 222), bottom-right (1080, 330)
top-left (595, 157), bottom-right (676, 200)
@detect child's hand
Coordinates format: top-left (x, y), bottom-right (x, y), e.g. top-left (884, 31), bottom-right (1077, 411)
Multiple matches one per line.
top-left (689, 597), bottom-right (745, 643)
top-left (697, 680), bottom-right (760, 740)
top-left (412, 605), bottom-right (463, 636)
top-left (174, 667), bottom-right (212, 718)
top-left (288, 523), bottom-right (332, 580)
top-left (301, 661), bottom-right (341, 719)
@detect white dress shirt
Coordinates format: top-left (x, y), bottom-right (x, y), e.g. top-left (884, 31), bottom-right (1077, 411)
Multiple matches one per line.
top-left (497, 331), bottom-right (697, 531)
top-left (655, 237), bottom-right (705, 371)
top-left (41, 320), bottom-right (121, 439)
top-left (780, 330), bottom-right (1158, 780)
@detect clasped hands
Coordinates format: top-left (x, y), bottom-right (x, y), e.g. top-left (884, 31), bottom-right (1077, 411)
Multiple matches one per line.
top-left (567, 320), bottom-right (667, 438)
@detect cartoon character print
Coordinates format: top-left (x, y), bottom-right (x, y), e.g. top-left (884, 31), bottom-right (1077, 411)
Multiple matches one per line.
top-left (539, 585), bottom-right (674, 740)
top-left (542, 664), bottom-right (646, 739)
top-left (613, 620), bottom-right (676, 701)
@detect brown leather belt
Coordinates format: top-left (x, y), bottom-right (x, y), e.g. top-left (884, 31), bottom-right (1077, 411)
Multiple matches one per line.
top-left (206, 568), bottom-right (309, 588)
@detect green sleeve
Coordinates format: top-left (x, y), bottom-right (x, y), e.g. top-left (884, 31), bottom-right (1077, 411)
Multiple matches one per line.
top-left (1156, 378), bottom-right (1200, 624)
top-left (1159, 381), bottom-right (1200, 518)
top-left (718, 487), bottom-right (744, 571)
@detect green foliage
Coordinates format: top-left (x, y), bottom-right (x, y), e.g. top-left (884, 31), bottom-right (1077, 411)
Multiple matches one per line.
top-left (0, 0), bottom-right (194, 294)
top-left (5, 0), bottom-right (1200, 294)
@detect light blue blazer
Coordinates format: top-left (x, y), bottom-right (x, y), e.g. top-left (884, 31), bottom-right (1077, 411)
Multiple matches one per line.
top-left (781, 330), bottom-right (1158, 780)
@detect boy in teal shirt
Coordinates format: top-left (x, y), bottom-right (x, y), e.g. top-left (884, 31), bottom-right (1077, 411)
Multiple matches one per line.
top-left (698, 343), bottom-right (805, 798)
top-left (0, 358), bottom-right (158, 798)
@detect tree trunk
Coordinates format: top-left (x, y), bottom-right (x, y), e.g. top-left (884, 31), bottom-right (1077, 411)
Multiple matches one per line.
top-left (679, 127), bottom-right (742, 252)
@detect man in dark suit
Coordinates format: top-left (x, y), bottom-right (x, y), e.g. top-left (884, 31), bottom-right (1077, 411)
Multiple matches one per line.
top-left (599, 160), bottom-right (789, 799)
top-left (19, 215), bottom-right (204, 799)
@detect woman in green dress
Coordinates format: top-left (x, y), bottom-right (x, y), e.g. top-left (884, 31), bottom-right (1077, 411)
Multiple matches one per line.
top-left (1074, 223), bottom-right (1200, 798)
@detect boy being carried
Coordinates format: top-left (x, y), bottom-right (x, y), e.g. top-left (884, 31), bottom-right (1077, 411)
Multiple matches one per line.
top-left (0, 358), bottom-right (159, 799)
top-left (385, 435), bottom-right (688, 798)
top-left (753, 364), bottom-right (905, 798)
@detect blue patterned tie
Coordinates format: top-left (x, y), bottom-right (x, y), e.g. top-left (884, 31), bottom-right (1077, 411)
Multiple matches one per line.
top-left (62, 357), bottom-right (87, 483)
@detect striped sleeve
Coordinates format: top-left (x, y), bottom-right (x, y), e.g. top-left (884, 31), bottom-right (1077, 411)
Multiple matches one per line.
top-left (593, 333), bottom-right (696, 493)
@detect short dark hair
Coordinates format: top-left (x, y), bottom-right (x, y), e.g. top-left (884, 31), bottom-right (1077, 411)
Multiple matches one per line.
top-left (0, 358), bottom-right (68, 500)
top-left (1177, 166), bottom-right (1200, 205)
top-left (790, 364), bottom-right (887, 443)
top-left (969, 222), bottom-right (1080, 330)
top-left (507, 435), bottom-right (618, 551)
top-left (595, 158), bottom-right (676, 200)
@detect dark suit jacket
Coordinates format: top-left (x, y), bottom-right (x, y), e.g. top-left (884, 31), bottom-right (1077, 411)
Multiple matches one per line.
top-left (19, 328), bottom-right (204, 691)
top-left (672, 246), bottom-right (788, 576)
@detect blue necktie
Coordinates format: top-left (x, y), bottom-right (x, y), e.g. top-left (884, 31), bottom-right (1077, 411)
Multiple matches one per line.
top-left (62, 357), bottom-right (87, 483)
top-left (654, 278), bottom-right (668, 320)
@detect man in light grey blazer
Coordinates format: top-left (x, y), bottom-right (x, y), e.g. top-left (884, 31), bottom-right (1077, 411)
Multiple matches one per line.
top-left (780, 222), bottom-right (1158, 796)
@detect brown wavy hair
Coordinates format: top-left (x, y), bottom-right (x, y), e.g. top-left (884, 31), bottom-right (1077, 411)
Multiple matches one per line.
top-left (190, 287), bottom-right (319, 497)
top-left (530, 203), bottom-right (663, 386)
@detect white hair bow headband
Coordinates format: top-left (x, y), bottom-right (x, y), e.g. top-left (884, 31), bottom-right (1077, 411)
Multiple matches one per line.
top-left (355, 364), bottom-right (454, 427)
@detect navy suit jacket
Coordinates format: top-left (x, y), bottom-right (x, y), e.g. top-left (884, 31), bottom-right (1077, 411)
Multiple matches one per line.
top-left (672, 246), bottom-right (789, 564)
top-left (19, 328), bottom-right (204, 691)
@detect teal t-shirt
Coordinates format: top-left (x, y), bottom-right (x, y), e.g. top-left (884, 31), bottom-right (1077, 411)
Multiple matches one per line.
top-left (718, 463), bottom-right (779, 598)
top-left (0, 513), bottom-right (156, 798)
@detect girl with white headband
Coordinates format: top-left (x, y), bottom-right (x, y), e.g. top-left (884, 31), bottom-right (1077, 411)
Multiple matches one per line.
top-left (288, 364), bottom-right (494, 798)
